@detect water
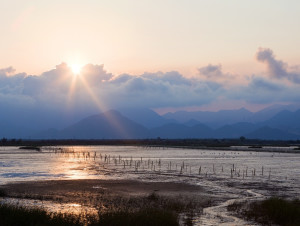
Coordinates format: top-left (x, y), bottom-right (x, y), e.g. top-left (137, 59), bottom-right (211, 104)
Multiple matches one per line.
top-left (0, 145), bottom-right (299, 225)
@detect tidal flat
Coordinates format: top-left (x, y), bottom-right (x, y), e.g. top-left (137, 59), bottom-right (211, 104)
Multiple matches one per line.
top-left (0, 145), bottom-right (299, 225)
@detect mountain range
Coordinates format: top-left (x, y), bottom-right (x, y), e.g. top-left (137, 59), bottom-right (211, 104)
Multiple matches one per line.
top-left (0, 105), bottom-right (300, 140)
top-left (24, 104), bottom-right (300, 140)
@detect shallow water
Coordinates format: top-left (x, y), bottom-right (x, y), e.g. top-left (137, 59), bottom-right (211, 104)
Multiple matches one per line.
top-left (1, 145), bottom-right (299, 225)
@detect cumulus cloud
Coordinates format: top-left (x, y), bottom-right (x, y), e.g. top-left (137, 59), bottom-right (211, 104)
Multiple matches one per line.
top-left (228, 75), bottom-right (300, 104)
top-left (198, 64), bottom-right (223, 78)
top-left (0, 67), bottom-right (16, 75)
top-left (0, 62), bottom-right (225, 116)
top-left (1, 48), bottom-right (300, 133)
top-left (197, 64), bottom-right (237, 86)
top-left (256, 47), bottom-right (300, 83)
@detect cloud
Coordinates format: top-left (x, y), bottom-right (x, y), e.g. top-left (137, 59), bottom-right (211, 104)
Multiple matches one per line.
top-left (1, 48), bottom-right (300, 133)
top-left (198, 64), bottom-right (223, 78)
top-left (197, 64), bottom-right (237, 87)
top-left (256, 47), bottom-right (300, 83)
top-left (0, 67), bottom-right (16, 75)
top-left (229, 75), bottom-right (300, 104)
top-left (103, 71), bottom-right (221, 108)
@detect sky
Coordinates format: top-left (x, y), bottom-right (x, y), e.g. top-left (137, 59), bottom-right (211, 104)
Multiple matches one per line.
top-left (1, 0), bottom-right (300, 115)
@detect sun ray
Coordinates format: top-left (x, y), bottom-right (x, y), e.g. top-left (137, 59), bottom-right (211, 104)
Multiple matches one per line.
top-left (78, 76), bottom-right (129, 138)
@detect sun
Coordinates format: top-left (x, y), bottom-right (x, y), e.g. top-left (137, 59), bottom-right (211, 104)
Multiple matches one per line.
top-left (70, 64), bottom-right (82, 75)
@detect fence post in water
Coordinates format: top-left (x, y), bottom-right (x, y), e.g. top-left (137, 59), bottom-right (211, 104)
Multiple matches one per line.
top-left (262, 166), bottom-right (264, 176)
top-left (199, 166), bottom-right (201, 175)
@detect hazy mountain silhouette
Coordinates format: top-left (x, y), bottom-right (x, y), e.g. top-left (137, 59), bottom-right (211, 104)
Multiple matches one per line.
top-left (117, 107), bottom-right (176, 128)
top-left (17, 105), bottom-right (300, 140)
top-left (36, 110), bottom-right (149, 139)
top-left (251, 104), bottom-right (300, 123)
top-left (244, 126), bottom-right (299, 140)
top-left (263, 109), bottom-right (300, 129)
top-left (213, 122), bottom-right (259, 139)
top-left (163, 108), bottom-right (253, 128)
top-left (163, 104), bottom-right (300, 127)
top-left (184, 119), bottom-right (203, 127)
top-left (149, 123), bottom-right (213, 139)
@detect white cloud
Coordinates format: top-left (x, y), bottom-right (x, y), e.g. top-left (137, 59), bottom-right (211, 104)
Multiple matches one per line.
top-left (0, 48), bottom-right (300, 130)
top-left (256, 47), bottom-right (300, 83)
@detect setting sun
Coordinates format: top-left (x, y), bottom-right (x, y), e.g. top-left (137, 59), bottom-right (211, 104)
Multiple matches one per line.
top-left (71, 64), bottom-right (82, 74)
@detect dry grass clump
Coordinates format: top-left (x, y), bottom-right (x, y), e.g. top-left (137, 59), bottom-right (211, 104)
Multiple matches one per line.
top-left (228, 197), bottom-right (300, 226)
top-left (0, 192), bottom-right (204, 226)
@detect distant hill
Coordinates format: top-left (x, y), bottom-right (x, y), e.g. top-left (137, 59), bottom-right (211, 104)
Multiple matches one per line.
top-left (213, 122), bottom-right (259, 139)
top-left (184, 119), bottom-right (203, 127)
top-left (118, 107), bottom-right (176, 128)
top-left (251, 104), bottom-right (300, 123)
top-left (31, 106), bottom-right (300, 140)
top-left (163, 104), bottom-right (300, 128)
top-left (36, 110), bottom-right (149, 139)
top-left (163, 108), bottom-right (254, 128)
top-left (245, 126), bottom-right (299, 140)
top-left (263, 109), bottom-right (300, 129)
top-left (150, 123), bottom-right (213, 139)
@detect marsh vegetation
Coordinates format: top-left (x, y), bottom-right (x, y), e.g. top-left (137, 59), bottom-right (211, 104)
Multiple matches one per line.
top-left (228, 197), bottom-right (300, 226)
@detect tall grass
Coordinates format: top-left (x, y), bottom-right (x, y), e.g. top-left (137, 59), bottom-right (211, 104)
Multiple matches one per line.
top-left (228, 197), bottom-right (300, 226)
top-left (0, 192), bottom-right (202, 226)
top-left (0, 204), bottom-right (83, 226)
top-left (96, 208), bottom-right (178, 226)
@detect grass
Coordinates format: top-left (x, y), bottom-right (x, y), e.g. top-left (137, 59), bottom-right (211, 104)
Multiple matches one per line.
top-left (0, 188), bottom-right (7, 197)
top-left (0, 192), bottom-right (201, 226)
top-left (95, 208), bottom-right (178, 226)
top-left (228, 197), bottom-right (300, 226)
top-left (0, 204), bottom-right (83, 226)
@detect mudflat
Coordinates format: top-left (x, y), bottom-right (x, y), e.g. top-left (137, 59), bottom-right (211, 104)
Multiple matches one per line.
top-left (1, 179), bottom-right (211, 207)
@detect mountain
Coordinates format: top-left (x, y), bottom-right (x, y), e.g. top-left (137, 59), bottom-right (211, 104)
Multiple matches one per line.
top-left (150, 123), bottom-right (213, 139)
top-left (245, 126), bottom-right (299, 140)
top-left (0, 107), bottom-right (92, 138)
top-left (118, 107), bottom-right (176, 128)
top-left (30, 106), bottom-right (300, 140)
top-left (250, 104), bottom-right (300, 123)
top-left (150, 123), bottom-right (190, 138)
top-left (162, 105), bottom-right (300, 128)
top-left (264, 110), bottom-right (300, 129)
top-left (163, 108), bottom-right (254, 128)
top-left (35, 110), bottom-right (149, 139)
top-left (213, 122), bottom-right (259, 139)
top-left (184, 119), bottom-right (203, 127)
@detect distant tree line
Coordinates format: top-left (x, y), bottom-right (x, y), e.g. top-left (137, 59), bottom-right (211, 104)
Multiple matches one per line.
top-left (1, 137), bottom-right (300, 147)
